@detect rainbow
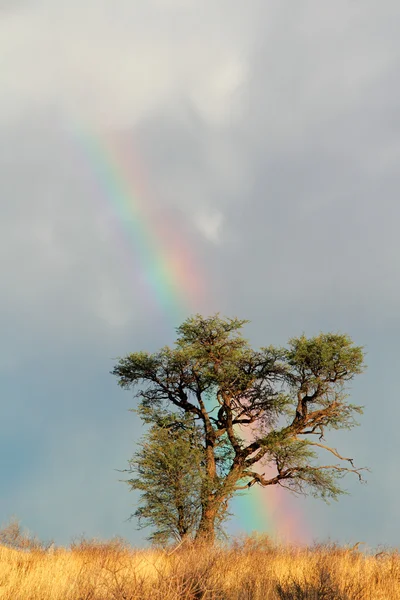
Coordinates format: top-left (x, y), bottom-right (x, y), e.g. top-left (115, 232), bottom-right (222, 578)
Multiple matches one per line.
top-left (68, 118), bottom-right (307, 544)
top-left (231, 427), bottom-right (309, 545)
top-left (233, 461), bottom-right (310, 545)
top-left (69, 118), bottom-right (204, 326)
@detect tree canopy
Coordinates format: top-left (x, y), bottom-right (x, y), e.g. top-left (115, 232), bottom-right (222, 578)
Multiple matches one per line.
top-left (112, 314), bottom-right (366, 543)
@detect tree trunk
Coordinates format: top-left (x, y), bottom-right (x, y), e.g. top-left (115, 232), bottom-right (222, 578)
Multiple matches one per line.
top-left (195, 501), bottom-right (218, 544)
top-left (176, 503), bottom-right (188, 540)
top-left (194, 411), bottom-right (219, 544)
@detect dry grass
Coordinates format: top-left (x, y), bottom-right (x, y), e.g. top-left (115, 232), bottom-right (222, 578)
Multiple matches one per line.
top-left (0, 534), bottom-right (399, 599)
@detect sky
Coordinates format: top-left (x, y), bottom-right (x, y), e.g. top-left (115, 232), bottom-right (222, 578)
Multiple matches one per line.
top-left (1, 0), bottom-right (399, 549)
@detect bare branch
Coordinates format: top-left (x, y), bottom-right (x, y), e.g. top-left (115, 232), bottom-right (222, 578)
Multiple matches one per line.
top-left (309, 464), bottom-right (368, 482)
top-left (297, 439), bottom-right (355, 467)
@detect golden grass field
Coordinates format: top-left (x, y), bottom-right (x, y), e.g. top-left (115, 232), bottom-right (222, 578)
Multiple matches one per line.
top-left (0, 535), bottom-right (399, 600)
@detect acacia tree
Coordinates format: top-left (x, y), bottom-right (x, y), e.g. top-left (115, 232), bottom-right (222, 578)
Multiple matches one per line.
top-left (112, 314), bottom-right (366, 544)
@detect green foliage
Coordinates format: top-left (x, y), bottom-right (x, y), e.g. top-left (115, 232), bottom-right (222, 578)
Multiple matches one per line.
top-left (124, 408), bottom-right (204, 545)
top-left (286, 333), bottom-right (365, 382)
top-left (262, 437), bottom-right (346, 501)
top-left (113, 314), bottom-right (367, 543)
top-left (124, 407), bottom-right (230, 545)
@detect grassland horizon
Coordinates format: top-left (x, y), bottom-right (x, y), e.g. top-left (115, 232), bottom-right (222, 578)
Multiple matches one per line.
top-left (0, 530), bottom-right (398, 599)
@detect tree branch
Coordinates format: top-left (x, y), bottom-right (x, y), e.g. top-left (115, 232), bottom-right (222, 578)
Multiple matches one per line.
top-left (239, 461), bottom-right (368, 490)
top-left (300, 440), bottom-right (355, 467)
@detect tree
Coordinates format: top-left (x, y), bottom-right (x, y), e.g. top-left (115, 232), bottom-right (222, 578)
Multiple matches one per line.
top-left (123, 406), bottom-right (230, 545)
top-left (112, 314), bottom-right (366, 544)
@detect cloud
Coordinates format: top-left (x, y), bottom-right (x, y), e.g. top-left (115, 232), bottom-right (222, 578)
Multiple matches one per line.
top-left (0, 0), bottom-right (32, 12)
top-left (0, 119), bottom-right (153, 366)
top-left (194, 211), bottom-right (224, 244)
top-left (0, 0), bottom-right (253, 129)
top-left (2, 0), bottom-right (400, 359)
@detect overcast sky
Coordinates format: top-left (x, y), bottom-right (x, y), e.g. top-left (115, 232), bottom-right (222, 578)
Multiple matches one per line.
top-left (1, 0), bottom-right (400, 549)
